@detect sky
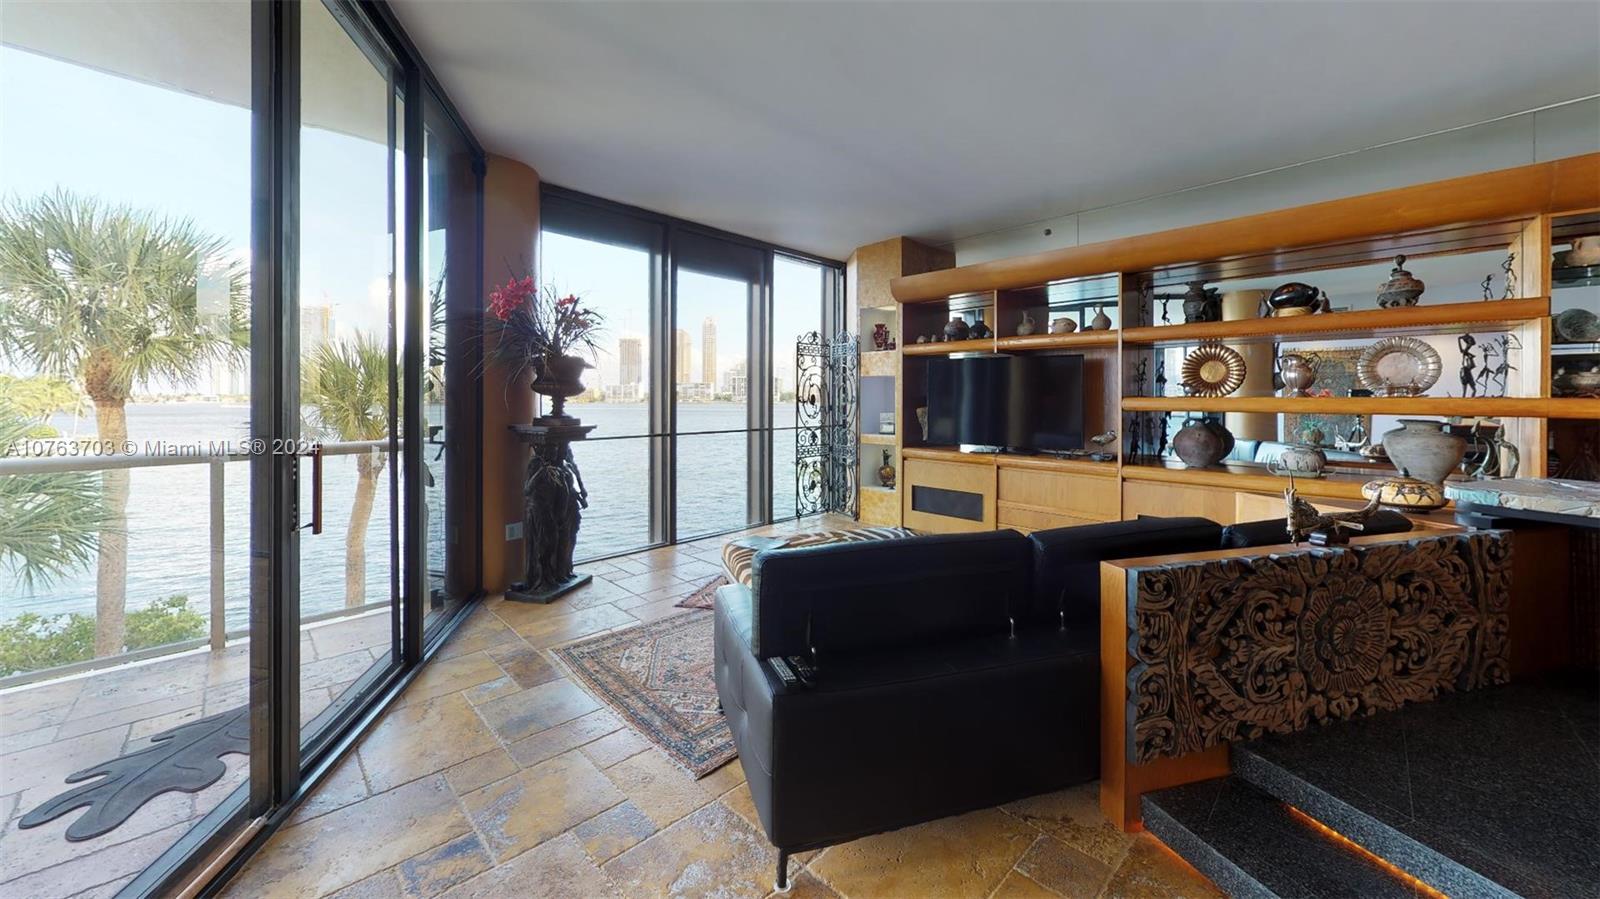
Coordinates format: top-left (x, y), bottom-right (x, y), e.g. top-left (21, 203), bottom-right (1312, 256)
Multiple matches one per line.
top-left (0, 43), bottom-right (408, 386)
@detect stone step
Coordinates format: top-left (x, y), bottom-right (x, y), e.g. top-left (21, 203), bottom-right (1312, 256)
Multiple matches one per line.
top-left (1141, 776), bottom-right (1424, 899)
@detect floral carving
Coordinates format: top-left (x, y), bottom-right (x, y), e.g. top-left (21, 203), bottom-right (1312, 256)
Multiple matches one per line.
top-left (1125, 532), bottom-right (1510, 764)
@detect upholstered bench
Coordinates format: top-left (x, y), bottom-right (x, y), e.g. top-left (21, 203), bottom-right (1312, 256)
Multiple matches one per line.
top-left (720, 526), bottom-right (918, 587)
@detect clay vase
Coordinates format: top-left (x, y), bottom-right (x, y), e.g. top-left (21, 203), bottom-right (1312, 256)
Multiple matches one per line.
top-left (1172, 417), bottom-right (1235, 469)
top-left (1380, 419), bottom-right (1466, 484)
top-left (1016, 311), bottom-right (1037, 336)
top-left (944, 315), bottom-right (970, 341)
top-left (1090, 307), bottom-right (1112, 330)
top-left (1376, 255), bottom-right (1425, 308)
top-left (877, 449), bottom-right (896, 488)
top-left (1362, 475), bottom-right (1446, 511)
top-left (1267, 443), bottom-right (1327, 477)
top-left (871, 323), bottom-right (889, 350)
top-left (1569, 235), bottom-right (1600, 266)
top-left (969, 311), bottom-right (992, 339)
top-left (1049, 317), bottom-right (1077, 334)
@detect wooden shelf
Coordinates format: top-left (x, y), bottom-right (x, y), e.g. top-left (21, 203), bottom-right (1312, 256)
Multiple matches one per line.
top-left (995, 330), bottom-right (1119, 351)
top-left (1121, 297), bottom-right (1549, 346)
top-left (1120, 395), bottom-right (1600, 418)
top-left (1120, 460), bottom-right (1376, 502)
top-left (902, 338), bottom-right (996, 356)
top-left (859, 432), bottom-right (895, 446)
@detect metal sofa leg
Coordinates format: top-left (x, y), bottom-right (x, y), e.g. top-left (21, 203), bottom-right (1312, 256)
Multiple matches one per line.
top-left (775, 849), bottom-right (791, 893)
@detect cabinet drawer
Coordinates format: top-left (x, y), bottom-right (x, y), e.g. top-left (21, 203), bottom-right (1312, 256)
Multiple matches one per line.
top-left (902, 458), bottom-right (996, 533)
top-left (997, 467), bottom-right (1118, 520)
top-left (996, 503), bottom-right (1104, 533)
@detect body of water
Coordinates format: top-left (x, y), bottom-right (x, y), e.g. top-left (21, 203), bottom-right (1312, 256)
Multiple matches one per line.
top-left (2, 401), bottom-right (806, 626)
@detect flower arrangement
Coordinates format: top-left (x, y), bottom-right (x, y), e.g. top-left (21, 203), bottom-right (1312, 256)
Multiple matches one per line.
top-left (485, 275), bottom-right (604, 385)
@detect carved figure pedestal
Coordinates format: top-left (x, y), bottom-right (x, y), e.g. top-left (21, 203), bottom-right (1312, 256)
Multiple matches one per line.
top-left (507, 421), bottom-right (595, 604)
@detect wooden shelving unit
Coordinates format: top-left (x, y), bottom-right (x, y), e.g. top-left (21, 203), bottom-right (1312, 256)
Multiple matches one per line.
top-left (1120, 297), bottom-right (1550, 346)
top-left (995, 330), bottom-right (1120, 352)
top-left (884, 154), bottom-right (1600, 532)
top-left (902, 337), bottom-right (996, 356)
top-left (1121, 395), bottom-right (1600, 418)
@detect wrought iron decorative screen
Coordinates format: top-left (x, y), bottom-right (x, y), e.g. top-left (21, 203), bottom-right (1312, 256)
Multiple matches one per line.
top-left (795, 331), bottom-right (858, 517)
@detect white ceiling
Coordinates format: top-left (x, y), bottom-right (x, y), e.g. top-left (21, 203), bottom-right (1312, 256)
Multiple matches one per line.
top-left (391, 0), bottom-right (1600, 260)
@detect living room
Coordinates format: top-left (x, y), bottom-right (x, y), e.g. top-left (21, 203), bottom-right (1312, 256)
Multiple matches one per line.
top-left (1, 2), bottom-right (1597, 898)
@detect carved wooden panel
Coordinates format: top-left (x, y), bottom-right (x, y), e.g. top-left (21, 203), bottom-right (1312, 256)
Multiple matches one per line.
top-left (1126, 532), bottom-right (1511, 764)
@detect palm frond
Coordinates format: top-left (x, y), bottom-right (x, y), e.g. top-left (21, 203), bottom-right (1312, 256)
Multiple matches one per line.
top-left (0, 402), bottom-right (105, 589)
top-left (301, 334), bottom-right (393, 442)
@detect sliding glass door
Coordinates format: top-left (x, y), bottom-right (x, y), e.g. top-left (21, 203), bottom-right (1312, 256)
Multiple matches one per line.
top-left (295, 0), bottom-right (404, 749)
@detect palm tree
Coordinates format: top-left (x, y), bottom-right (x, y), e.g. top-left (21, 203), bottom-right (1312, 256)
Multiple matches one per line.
top-left (0, 191), bottom-right (246, 656)
top-left (0, 402), bottom-right (105, 589)
top-left (301, 335), bottom-right (391, 607)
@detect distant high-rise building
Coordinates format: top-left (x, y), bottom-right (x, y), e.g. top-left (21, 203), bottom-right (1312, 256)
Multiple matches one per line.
top-left (675, 329), bottom-right (691, 384)
top-left (301, 304), bottom-right (334, 355)
top-left (618, 336), bottom-right (643, 385)
top-left (701, 317), bottom-right (717, 386)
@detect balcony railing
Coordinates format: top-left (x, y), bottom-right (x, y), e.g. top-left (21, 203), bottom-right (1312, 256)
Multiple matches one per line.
top-left (0, 439), bottom-right (394, 687)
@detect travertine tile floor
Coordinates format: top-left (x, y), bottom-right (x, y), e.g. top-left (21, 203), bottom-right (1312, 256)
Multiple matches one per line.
top-left (224, 515), bottom-right (1223, 899)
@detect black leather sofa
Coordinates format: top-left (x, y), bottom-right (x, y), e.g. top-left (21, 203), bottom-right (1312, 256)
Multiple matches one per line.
top-left (713, 512), bottom-right (1415, 891)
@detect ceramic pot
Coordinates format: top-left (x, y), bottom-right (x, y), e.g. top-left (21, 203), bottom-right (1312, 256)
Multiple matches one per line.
top-left (1569, 235), bottom-right (1600, 266)
top-left (1090, 307), bottom-right (1112, 330)
top-left (1016, 311), bottom-right (1037, 336)
top-left (1376, 255), bottom-right (1425, 308)
top-left (944, 316), bottom-right (970, 341)
top-left (1180, 283), bottom-right (1220, 323)
top-left (969, 312), bottom-right (992, 340)
top-left (1362, 475), bottom-right (1446, 511)
top-left (1266, 282), bottom-right (1321, 317)
top-left (1278, 353), bottom-right (1317, 396)
top-left (877, 449), bottom-right (896, 489)
top-left (871, 323), bottom-right (889, 350)
top-left (1381, 418), bottom-right (1466, 484)
top-left (1172, 417), bottom-right (1234, 469)
top-left (1049, 317), bottom-right (1077, 334)
top-left (1268, 444), bottom-right (1327, 477)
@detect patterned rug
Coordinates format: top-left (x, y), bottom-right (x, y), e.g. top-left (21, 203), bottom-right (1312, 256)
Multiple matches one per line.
top-left (675, 575), bottom-right (728, 610)
top-left (552, 611), bottom-right (734, 778)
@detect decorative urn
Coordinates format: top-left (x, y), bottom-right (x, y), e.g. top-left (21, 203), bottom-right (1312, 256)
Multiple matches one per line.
top-left (969, 311), bottom-right (993, 339)
top-left (1016, 311), bottom-right (1037, 336)
top-left (1362, 473), bottom-right (1446, 511)
top-left (1089, 307), bottom-right (1112, 330)
top-left (1049, 317), bottom-right (1077, 334)
top-left (1172, 417), bottom-right (1235, 469)
top-left (531, 354), bottom-right (590, 422)
top-left (877, 449), bottom-right (896, 489)
top-left (1376, 255), bottom-right (1425, 308)
top-left (944, 315), bottom-right (971, 341)
top-left (1265, 282), bottom-right (1322, 317)
top-left (1380, 419), bottom-right (1466, 485)
top-left (1268, 444), bottom-right (1327, 478)
top-left (871, 322), bottom-right (890, 350)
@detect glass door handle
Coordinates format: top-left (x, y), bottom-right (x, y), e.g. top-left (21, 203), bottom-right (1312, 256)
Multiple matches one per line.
top-left (297, 444), bottom-right (324, 534)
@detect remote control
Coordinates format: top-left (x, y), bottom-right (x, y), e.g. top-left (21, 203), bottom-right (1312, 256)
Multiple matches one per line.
top-left (768, 657), bottom-right (800, 688)
top-left (787, 655), bottom-right (816, 684)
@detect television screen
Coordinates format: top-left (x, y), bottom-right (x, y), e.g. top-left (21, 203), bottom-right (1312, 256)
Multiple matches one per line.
top-left (926, 356), bottom-right (1009, 447)
top-left (1013, 354), bottom-right (1085, 451)
top-left (925, 354), bottom-right (1084, 451)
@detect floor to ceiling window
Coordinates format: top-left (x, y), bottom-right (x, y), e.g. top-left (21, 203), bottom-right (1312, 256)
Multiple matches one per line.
top-left (540, 189), bottom-right (842, 561)
top-left (0, 2), bottom-right (485, 895)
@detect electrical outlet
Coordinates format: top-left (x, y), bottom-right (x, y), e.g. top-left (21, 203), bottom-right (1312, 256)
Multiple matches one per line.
top-left (505, 522), bottom-right (523, 541)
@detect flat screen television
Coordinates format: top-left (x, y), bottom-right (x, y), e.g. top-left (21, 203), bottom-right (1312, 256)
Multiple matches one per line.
top-left (925, 354), bottom-right (1085, 451)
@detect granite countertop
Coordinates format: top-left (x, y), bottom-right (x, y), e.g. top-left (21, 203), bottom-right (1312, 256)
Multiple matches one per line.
top-left (1445, 478), bottom-right (1600, 519)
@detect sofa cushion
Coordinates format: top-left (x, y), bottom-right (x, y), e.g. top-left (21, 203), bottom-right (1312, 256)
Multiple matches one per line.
top-left (749, 530), bottom-right (1031, 659)
top-left (721, 526), bottom-right (919, 587)
top-left (1027, 517), bottom-right (1222, 628)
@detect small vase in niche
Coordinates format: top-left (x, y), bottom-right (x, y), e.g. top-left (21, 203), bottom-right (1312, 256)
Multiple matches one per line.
top-left (944, 315), bottom-right (970, 341)
top-left (1089, 307), bottom-right (1112, 330)
top-left (871, 323), bottom-right (889, 350)
top-left (1015, 311), bottom-right (1037, 336)
top-left (877, 449), bottom-right (896, 489)
top-left (969, 311), bottom-right (992, 339)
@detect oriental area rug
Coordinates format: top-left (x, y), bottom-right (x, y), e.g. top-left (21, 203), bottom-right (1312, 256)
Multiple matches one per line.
top-left (552, 609), bottom-right (734, 778)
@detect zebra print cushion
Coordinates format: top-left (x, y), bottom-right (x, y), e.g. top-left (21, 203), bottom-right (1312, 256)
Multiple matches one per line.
top-left (720, 526), bottom-right (920, 587)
